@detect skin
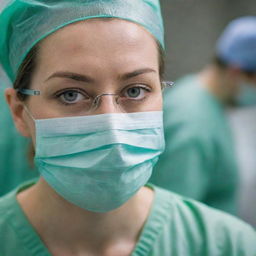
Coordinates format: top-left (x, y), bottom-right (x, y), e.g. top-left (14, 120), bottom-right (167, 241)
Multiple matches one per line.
top-left (6, 19), bottom-right (162, 256)
top-left (198, 63), bottom-right (256, 104)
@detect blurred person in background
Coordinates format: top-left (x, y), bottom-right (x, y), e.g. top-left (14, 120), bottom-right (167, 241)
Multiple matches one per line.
top-left (0, 65), bottom-right (38, 196)
top-left (150, 16), bottom-right (256, 215)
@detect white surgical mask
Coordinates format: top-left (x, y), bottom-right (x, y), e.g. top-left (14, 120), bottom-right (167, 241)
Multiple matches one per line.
top-left (31, 111), bottom-right (165, 212)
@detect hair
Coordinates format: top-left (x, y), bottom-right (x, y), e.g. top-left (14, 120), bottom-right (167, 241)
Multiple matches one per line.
top-left (158, 44), bottom-right (165, 81)
top-left (212, 55), bottom-right (228, 69)
top-left (14, 45), bottom-right (39, 100)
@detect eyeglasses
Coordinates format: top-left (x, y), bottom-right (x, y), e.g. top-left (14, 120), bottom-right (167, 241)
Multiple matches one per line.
top-left (17, 81), bottom-right (174, 115)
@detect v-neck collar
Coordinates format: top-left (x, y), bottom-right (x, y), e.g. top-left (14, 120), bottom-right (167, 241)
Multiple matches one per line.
top-left (131, 184), bottom-right (173, 255)
top-left (4, 181), bottom-right (173, 256)
top-left (4, 180), bottom-right (51, 255)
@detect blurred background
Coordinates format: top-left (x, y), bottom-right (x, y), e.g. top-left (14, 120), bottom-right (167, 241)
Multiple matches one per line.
top-left (162, 0), bottom-right (256, 80)
top-left (161, 0), bottom-right (256, 227)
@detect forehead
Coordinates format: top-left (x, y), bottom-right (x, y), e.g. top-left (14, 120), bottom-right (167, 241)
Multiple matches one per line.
top-left (36, 19), bottom-right (159, 75)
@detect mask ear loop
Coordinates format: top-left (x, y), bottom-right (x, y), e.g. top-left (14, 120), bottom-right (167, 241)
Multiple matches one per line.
top-left (23, 105), bottom-right (36, 121)
top-left (16, 88), bottom-right (39, 121)
top-left (22, 105), bottom-right (37, 158)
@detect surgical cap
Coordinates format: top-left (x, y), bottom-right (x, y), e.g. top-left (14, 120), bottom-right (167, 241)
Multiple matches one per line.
top-left (0, 0), bottom-right (164, 82)
top-left (216, 16), bottom-right (256, 72)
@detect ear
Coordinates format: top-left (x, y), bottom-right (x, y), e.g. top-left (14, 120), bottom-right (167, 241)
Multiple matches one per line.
top-left (5, 88), bottom-right (31, 137)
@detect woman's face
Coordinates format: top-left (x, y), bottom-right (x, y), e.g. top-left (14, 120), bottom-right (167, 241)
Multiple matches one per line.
top-left (8, 19), bottom-right (162, 141)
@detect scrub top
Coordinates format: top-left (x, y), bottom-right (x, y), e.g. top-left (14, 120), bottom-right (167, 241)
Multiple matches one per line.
top-left (0, 181), bottom-right (255, 255)
top-left (150, 74), bottom-right (239, 215)
top-left (0, 70), bottom-right (38, 196)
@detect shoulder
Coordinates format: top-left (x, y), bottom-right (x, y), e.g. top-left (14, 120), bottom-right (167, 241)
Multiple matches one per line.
top-left (164, 74), bottom-right (209, 108)
top-left (0, 189), bottom-right (16, 218)
top-left (0, 188), bottom-right (21, 232)
top-left (0, 190), bottom-right (20, 251)
top-left (163, 75), bottom-right (228, 146)
top-left (0, 181), bottom-right (38, 255)
top-left (152, 186), bottom-right (256, 255)
top-left (163, 74), bottom-right (224, 127)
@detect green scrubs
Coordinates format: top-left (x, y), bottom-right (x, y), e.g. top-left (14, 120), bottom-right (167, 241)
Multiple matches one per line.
top-left (0, 181), bottom-right (255, 255)
top-left (150, 74), bottom-right (239, 214)
top-left (0, 72), bottom-right (38, 196)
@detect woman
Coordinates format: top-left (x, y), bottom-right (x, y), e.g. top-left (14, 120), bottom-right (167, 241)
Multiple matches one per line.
top-left (0, 1), bottom-right (255, 255)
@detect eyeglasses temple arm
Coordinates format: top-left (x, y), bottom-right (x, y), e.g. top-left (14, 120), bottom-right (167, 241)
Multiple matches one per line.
top-left (17, 89), bottom-right (41, 96)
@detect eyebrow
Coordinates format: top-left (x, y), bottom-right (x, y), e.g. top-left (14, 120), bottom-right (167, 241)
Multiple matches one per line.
top-left (119, 68), bottom-right (156, 80)
top-left (45, 72), bottom-right (93, 83)
top-left (45, 68), bottom-right (156, 83)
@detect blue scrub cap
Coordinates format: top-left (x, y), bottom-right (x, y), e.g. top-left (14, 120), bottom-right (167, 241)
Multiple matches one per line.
top-left (216, 16), bottom-right (256, 72)
top-left (0, 0), bottom-right (164, 82)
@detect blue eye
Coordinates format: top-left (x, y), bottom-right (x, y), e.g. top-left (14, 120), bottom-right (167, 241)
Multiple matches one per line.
top-left (124, 86), bottom-right (150, 100)
top-left (58, 90), bottom-right (88, 104)
top-left (127, 87), bottom-right (141, 98)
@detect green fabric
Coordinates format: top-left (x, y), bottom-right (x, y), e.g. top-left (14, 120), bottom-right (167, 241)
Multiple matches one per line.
top-left (0, 75), bottom-right (38, 196)
top-left (0, 0), bottom-right (164, 82)
top-left (0, 181), bottom-right (255, 255)
top-left (150, 74), bottom-right (239, 214)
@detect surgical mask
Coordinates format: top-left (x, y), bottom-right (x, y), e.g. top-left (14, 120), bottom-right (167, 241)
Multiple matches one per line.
top-left (236, 83), bottom-right (256, 106)
top-left (29, 111), bottom-right (164, 212)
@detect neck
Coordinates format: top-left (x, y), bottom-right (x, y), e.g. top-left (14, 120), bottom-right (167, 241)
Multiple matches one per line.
top-left (198, 64), bottom-right (235, 104)
top-left (17, 178), bottom-right (154, 255)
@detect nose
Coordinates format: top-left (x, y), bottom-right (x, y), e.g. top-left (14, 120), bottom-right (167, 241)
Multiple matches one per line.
top-left (92, 94), bottom-right (122, 114)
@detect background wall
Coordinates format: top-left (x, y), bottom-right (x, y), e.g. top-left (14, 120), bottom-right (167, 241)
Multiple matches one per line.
top-left (161, 0), bottom-right (256, 80)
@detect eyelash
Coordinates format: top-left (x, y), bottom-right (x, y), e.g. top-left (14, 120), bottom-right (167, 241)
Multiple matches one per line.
top-left (54, 88), bottom-right (88, 105)
top-left (121, 85), bottom-right (151, 98)
top-left (54, 84), bottom-right (152, 106)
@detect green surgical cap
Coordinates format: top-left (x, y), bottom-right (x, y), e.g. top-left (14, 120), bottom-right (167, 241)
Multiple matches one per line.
top-left (0, 0), bottom-right (164, 82)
